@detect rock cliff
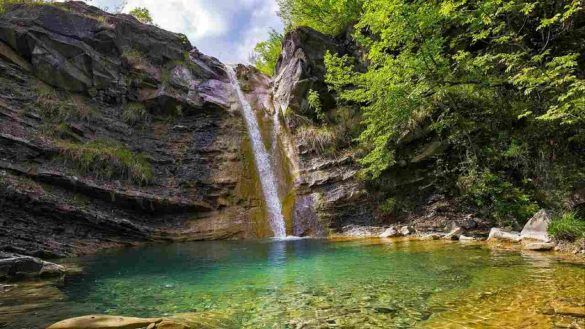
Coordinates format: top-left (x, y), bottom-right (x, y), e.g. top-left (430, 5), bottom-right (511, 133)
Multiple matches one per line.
top-left (0, 1), bottom-right (272, 257)
top-left (272, 27), bottom-right (379, 234)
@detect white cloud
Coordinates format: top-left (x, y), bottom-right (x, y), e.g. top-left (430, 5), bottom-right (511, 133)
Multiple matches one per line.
top-left (122, 0), bottom-right (227, 40)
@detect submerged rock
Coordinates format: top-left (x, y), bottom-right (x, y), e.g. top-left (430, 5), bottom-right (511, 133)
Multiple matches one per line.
top-left (487, 228), bottom-right (522, 242)
top-left (0, 252), bottom-right (64, 281)
top-left (523, 242), bottom-right (555, 251)
top-left (47, 315), bottom-right (162, 329)
top-left (520, 209), bottom-right (552, 242)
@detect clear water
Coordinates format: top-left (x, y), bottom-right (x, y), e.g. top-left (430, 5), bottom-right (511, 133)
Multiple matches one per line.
top-left (226, 66), bottom-right (286, 238)
top-left (1, 239), bottom-right (584, 328)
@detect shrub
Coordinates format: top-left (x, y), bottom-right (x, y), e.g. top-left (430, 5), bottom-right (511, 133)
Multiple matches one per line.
top-left (457, 168), bottom-right (539, 228)
top-left (122, 102), bottom-right (150, 126)
top-left (128, 7), bottom-right (153, 24)
top-left (548, 212), bottom-right (585, 241)
top-left (307, 89), bottom-right (325, 123)
top-left (58, 139), bottom-right (153, 185)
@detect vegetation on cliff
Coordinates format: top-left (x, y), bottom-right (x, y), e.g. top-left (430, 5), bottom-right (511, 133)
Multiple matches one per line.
top-left (263, 0), bottom-right (585, 230)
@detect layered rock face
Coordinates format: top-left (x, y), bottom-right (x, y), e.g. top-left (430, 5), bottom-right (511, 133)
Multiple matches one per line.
top-left (272, 27), bottom-right (379, 233)
top-left (0, 2), bottom-right (270, 257)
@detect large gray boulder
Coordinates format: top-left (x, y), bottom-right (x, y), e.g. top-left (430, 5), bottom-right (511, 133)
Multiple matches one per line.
top-left (272, 27), bottom-right (344, 117)
top-left (520, 209), bottom-right (552, 242)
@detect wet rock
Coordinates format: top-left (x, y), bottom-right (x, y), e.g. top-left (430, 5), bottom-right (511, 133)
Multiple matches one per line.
top-left (156, 320), bottom-right (190, 329)
top-left (523, 242), bottom-right (556, 251)
top-left (340, 225), bottom-right (386, 237)
top-left (420, 233), bottom-right (444, 240)
top-left (380, 227), bottom-right (399, 238)
top-left (553, 303), bottom-right (585, 318)
top-left (487, 228), bottom-right (522, 242)
top-left (374, 306), bottom-right (398, 314)
top-left (458, 235), bottom-right (476, 241)
top-left (399, 226), bottom-right (415, 236)
top-left (47, 315), bottom-right (162, 329)
top-left (521, 209), bottom-right (552, 242)
top-left (443, 227), bottom-right (463, 240)
top-left (0, 252), bottom-right (64, 281)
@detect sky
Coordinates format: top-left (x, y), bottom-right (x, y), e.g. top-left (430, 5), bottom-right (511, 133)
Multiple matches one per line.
top-left (82, 0), bottom-right (283, 64)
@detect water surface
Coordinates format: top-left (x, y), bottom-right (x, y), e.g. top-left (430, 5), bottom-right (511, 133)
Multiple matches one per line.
top-left (1, 239), bottom-right (584, 328)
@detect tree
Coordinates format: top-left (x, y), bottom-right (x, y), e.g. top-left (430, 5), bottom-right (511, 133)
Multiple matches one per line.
top-left (325, 0), bottom-right (584, 224)
top-left (250, 30), bottom-right (283, 76)
top-left (277, 0), bottom-right (362, 35)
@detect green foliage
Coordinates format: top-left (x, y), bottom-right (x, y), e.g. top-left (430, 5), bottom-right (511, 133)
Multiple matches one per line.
top-left (307, 89), bottom-right (325, 123)
top-left (548, 212), bottom-right (585, 241)
top-left (324, 0), bottom-right (585, 224)
top-left (379, 197), bottom-right (396, 215)
top-left (250, 30), bottom-right (283, 76)
top-left (58, 139), bottom-right (153, 185)
top-left (458, 168), bottom-right (539, 227)
top-left (277, 0), bottom-right (362, 35)
top-left (128, 7), bottom-right (153, 24)
top-left (122, 102), bottom-right (150, 126)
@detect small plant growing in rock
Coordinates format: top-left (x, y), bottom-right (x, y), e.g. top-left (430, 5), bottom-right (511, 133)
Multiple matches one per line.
top-left (122, 102), bottom-right (150, 126)
top-left (128, 7), bottom-right (153, 24)
top-left (57, 139), bottom-right (153, 185)
top-left (296, 125), bottom-right (338, 154)
top-left (307, 89), bottom-right (325, 123)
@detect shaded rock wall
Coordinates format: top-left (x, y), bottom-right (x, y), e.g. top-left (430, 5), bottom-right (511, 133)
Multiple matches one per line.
top-left (0, 2), bottom-right (270, 257)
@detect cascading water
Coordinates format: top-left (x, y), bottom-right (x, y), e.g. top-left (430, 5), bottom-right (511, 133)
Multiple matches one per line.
top-left (227, 66), bottom-right (287, 238)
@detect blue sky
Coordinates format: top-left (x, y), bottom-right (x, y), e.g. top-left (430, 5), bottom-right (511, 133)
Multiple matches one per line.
top-left (82, 0), bottom-right (283, 64)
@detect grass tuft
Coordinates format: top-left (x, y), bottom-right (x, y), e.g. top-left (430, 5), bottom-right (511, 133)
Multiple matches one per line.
top-left (548, 212), bottom-right (585, 241)
top-left (57, 139), bottom-right (153, 185)
top-left (296, 125), bottom-right (338, 154)
top-left (122, 102), bottom-right (150, 126)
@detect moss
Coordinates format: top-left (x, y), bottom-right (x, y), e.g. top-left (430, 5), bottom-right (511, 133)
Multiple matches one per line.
top-left (57, 139), bottom-right (153, 185)
top-left (122, 102), bottom-right (150, 126)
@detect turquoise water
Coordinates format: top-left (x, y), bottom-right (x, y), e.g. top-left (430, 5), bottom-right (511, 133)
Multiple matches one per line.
top-left (1, 239), bottom-right (584, 328)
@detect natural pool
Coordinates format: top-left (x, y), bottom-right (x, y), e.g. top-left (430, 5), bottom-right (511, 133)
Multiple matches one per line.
top-left (1, 239), bottom-right (584, 328)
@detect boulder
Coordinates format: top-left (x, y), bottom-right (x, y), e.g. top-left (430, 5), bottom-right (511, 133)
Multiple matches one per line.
top-left (379, 227), bottom-right (399, 238)
top-left (0, 252), bottom-right (64, 280)
top-left (443, 227), bottom-right (463, 240)
top-left (523, 242), bottom-right (555, 251)
top-left (399, 226), bottom-right (414, 236)
top-left (487, 228), bottom-right (522, 242)
top-left (47, 315), bottom-right (162, 329)
top-left (520, 209), bottom-right (552, 242)
top-left (458, 235), bottom-right (476, 241)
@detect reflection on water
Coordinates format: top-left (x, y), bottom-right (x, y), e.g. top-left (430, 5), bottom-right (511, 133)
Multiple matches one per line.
top-left (1, 239), bottom-right (584, 328)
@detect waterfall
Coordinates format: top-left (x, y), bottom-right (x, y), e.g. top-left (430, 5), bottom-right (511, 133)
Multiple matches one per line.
top-left (226, 66), bottom-right (287, 238)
